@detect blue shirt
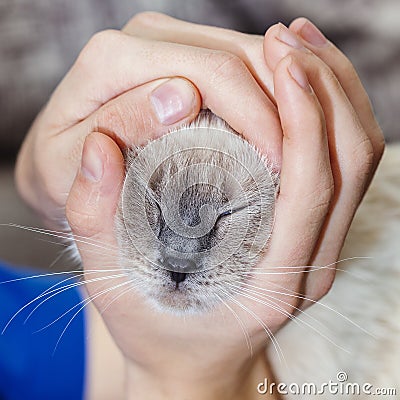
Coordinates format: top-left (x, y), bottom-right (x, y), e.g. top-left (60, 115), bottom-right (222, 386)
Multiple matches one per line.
top-left (0, 262), bottom-right (86, 400)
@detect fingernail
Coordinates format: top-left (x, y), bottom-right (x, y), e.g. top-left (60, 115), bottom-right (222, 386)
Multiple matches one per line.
top-left (288, 59), bottom-right (311, 92)
top-left (150, 78), bottom-right (196, 125)
top-left (299, 20), bottom-right (328, 47)
top-left (81, 135), bottom-right (104, 182)
top-left (277, 23), bottom-right (304, 49)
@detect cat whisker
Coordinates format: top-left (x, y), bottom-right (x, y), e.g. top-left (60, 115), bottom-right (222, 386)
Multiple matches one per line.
top-left (1, 223), bottom-right (118, 247)
top-left (25, 272), bottom-right (131, 325)
top-left (1, 272), bottom-right (129, 334)
top-left (250, 257), bottom-right (372, 281)
top-left (52, 280), bottom-right (132, 354)
top-left (47, 246), bottom-right (75, 269)
top-left (63, 242), bottom-right (120, 261)
top-left (228, 282), bottom-right (350, 354)
top-left (214, 291), bottom-right (253, 356)
top-left (227, 283), bottom-right (291, 318)
top-left (219, 288), bottom-right (286, 367)
top-left (35, 276), bottom-right (135, 333)
top-left (1, 223), bottom-right (119, 252)
top-left (239, 277), bottom-right (375, 338)
top-left (37, 273), bottom-right (80, 299)
top-left (0, 268), bottom-right (130, 285)
top-left (252, 256), bottom-right (373, 270)
top-left (99, 280), bottom-right (145, 315)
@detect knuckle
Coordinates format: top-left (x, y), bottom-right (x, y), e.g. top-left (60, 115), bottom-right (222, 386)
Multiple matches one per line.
top-left (354, 136), bottom-right (374, 173)
top-left (235, 34), bottom-right (266, 73)
top-left (320, 180), bottom-right (335, 206)
top-left (127, 11), bottom-right (166, 29)
top-left (299, 171), bottom-right (334, 227)
top-left (312, 103), bottom-right (328, 137)
top-left (312, 268), bottom-right (336, 300)
top-left (373, 130), bottom-right (386, 160)
top-left (33, 138), bottom-right (66, 206)
top-left (304, 50), bottom-right (343, 94)
top-left (308, 180), bottom-right (335, 218)
top-left (93, 100), bottom-right (146, 145)
top-left (321, 44), bottom-right (358, 85)
top-left (66, 204), bottom-right (101, 239)
top-left (206, 51), bottom-right (248, 84)
top-left (76, 29), bottom-right (123, 69)
top-left (241, 33), bottom-right (264, 57)
top-left (94, 102), bottom-right (130, 139)
top-left (318, 60), bottom-right (343, 93)
top-left (87, 29), bottom-right (122, 50)
top-left (340, 56), bottom-right (358, 83)
top-left (348, 135), bottom-right (375, 187)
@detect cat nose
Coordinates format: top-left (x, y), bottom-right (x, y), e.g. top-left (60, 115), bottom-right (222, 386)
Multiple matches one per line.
top-left (170, 271), bottom-right (187, 284)
top-left (163, 256), bottom-right (197, 272)
top-left (163, 256), bottom-right (197, 283)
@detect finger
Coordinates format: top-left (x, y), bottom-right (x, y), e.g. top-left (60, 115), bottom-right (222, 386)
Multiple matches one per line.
top-left (31, 77), bottom-right (201, 216)
top-left (262, 55), bottom-right (335, 305)
top-left (264, 56), bottom-right (333, 270)
top-left (289, 17), bottom-right (385, 170)
top-left (264, 24), bottom-right (375, 266)
top-left (80, 77), bottom-right (201, 146)
top-left (123, 12), bottom-right (274, 98)
top-left (45, 29), bottom-right (282, 166)
top-left (60, 77), bottom-right (201, 169)
top-left (66, 132), bottom-right (150, 331)
top-left (66, 132), bottom-right (123, 267)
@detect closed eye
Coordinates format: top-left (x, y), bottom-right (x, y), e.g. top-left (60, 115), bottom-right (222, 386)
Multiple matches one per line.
top-left (145, 189), bottom-right (162, 214)
top-left (216, 205), bottom-right (247, 223)
top-left (219, 209), bottom-right (233, 218)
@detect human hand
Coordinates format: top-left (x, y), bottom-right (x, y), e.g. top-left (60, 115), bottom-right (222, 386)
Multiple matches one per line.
top-left (15, 14), bottom-right (282, 229)
top-left (64, 15), bottom-right (384, 400)
top-left (121, 12), bottom-right (385, 303)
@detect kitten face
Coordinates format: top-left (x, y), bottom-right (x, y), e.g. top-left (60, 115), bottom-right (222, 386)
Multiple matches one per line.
top-left (116, 112), bottom-right (278, 314)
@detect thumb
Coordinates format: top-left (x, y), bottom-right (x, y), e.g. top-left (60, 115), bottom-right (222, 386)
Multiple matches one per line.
top-left (66, 132), bottom-right (124, 267)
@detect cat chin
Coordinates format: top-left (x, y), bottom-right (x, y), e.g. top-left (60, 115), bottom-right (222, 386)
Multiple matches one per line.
top-left (142, 286), bottom-right (221, 315)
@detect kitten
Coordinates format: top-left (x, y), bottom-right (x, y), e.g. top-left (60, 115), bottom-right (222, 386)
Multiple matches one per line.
top-left (115, 110), bottom-right (278, 313)
top-left (116, 110), bottom-right (399, 396)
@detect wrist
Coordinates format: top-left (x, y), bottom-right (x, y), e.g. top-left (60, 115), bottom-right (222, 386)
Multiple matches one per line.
top-left (124, 349), bottom-right (278, 400)
top-left (84, 285), bottom-right (283, 400)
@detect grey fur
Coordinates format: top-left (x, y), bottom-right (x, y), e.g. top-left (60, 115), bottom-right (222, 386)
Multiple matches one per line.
top-left (115, 111), bottom-right (279, 313)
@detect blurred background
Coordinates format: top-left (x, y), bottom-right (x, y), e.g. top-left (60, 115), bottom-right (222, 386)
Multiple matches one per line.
top-left (0, 0), bottom-right (399, 270)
